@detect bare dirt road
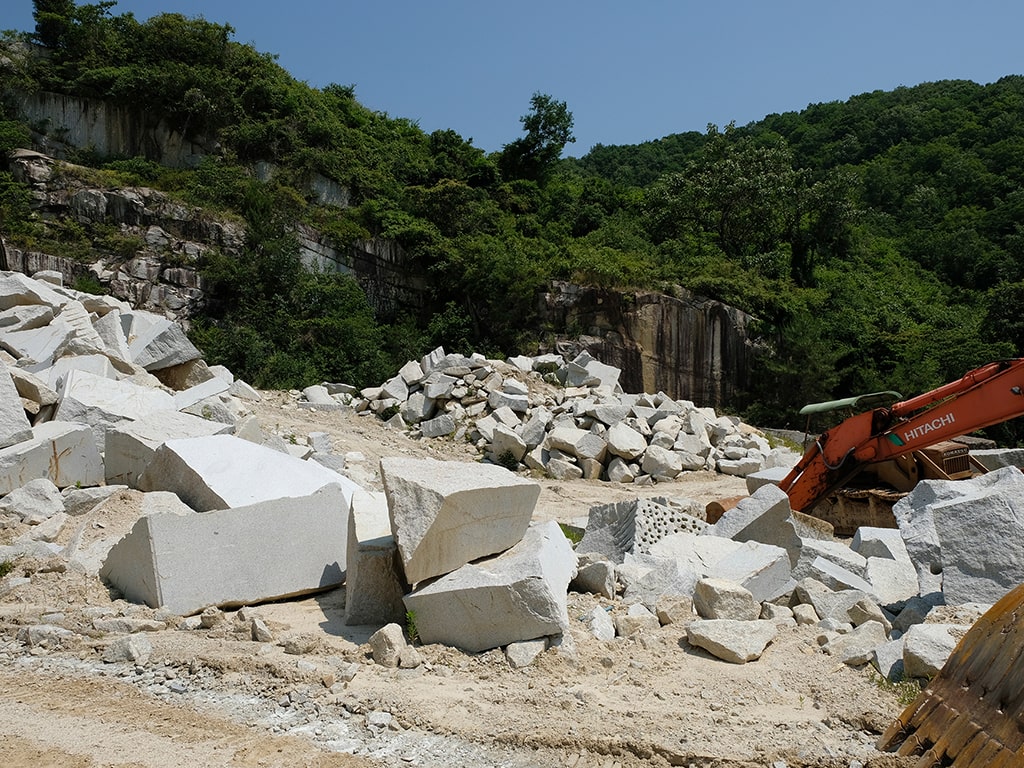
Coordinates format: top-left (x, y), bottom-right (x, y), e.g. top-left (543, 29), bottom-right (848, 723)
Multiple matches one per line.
top-left (0, 392), bottom-right (916, 768)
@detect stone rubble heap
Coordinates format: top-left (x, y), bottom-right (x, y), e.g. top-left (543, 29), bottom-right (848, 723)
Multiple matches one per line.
top-left (1, 267), bottom-right (1022, 689)
top-left (303, 347), bottom-right (798, 484)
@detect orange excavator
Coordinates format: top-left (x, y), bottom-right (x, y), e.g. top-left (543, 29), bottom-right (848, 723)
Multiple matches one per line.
top-left (769, 359), bottom-right (1024, 766)
top-left (778, 358), bottom-right (1024, 518)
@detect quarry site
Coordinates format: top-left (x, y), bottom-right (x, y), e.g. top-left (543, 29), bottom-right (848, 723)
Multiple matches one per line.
top-left (2, 268), bottom-right (1022, 768)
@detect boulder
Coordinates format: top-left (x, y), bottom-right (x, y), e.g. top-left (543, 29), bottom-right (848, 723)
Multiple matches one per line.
top-left (54, 369), bottom-right (175, 452)
top-left (686, 619), bottom-right (778, 663)
top-left (105, 409), bottom-right (233, 488)
top-left (903, 623), bottom-right (963, 679)
top-left (0, 421), bottom-right (104, 493)
top-left (381, 457), bottom-right (539, 585)
top-left (138, 434), bottom-right (361, 511)
top-left (100, 483), bottom-right (349, 615)
top-left (693, 577), bottom-right (761, 620)
top-left (0, 361), bottom-right (32, 448)
top-left (344, 490), bottom-right (406, 626)
top-left (402, 521), bottom-right (575, 653)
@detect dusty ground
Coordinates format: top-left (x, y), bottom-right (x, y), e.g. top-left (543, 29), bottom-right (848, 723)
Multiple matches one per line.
top-left (0, 391), bottom-right (918, 768)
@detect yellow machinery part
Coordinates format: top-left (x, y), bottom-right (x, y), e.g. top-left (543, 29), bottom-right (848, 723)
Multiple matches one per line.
top-left (877, 582), bottom-right (1024, 765)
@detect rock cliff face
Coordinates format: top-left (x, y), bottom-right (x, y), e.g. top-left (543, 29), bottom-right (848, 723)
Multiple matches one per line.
top-left (2, 149), bottom-right (754, 408)
top-left (539, 282), bottom-right (755, 409)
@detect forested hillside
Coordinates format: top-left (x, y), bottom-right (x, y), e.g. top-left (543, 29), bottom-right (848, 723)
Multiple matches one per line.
top-left (2, 1), bottom-right (1024, 439)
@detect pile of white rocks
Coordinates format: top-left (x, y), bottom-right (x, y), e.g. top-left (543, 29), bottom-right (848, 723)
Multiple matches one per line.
top-left (564, 465), bottom-right (1024, 681)
top-left (303, 347), bottom-right (798, 484)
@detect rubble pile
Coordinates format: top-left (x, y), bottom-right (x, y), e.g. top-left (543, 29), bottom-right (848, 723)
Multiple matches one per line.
top-left (0, 266), bottom-right (1022, 698)
top-left (304, 347), bottom-right (799, 484)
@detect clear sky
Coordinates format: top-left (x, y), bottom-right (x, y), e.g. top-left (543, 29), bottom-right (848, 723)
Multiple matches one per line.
top-left (4, 1), bottom-right (1024, 157)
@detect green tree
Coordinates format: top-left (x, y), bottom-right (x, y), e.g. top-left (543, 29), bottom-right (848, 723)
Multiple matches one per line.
top-left (499, 92), bottom-right (575, 183)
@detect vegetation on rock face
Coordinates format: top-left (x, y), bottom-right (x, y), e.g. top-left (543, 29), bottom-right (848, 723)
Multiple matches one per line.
top-left (3, 2), bottom-right (1024, 439)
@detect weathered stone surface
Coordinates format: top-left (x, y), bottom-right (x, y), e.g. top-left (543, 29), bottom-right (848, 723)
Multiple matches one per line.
top-left (505, 638), bottom-right (548, 669)
top-left (105, 409), bottom-right (233, 488)
top-left (656, 594), bottom-right (695, 625)
top-left (585, 606), bottom-right (616, 641)
top-left (127, 314), bottom-right (202, 371)
top-left (0, 477), bottom-right (64, 524)
top-left (823, 620), bottom-right (889, 666)
top-left (873, 637), bottom-right (906, 681)
top-left (381, 457), bottom-right (539, 584)
top-left (138, 434), bottom-right (361, 511)
top-left (54, 368), bottom-right (175, 452)
top-left (100, 484), bottom-right (349, 615)
top-left (368, 623), bottom-right (407, 667)
top-left (402, 521), bottom-right (575, 653)
top-left (419, 413), bottom-right (456, 438)
top-left (693, 577), bottom-right (760, 621)
top-left (344, 490), bottom-right (406, 626)
top-left (571, 556), bottom-right (616, 599)
top-left (614, 603), bottom-right (660, 636)
top-left (0, 361), bottom-right (32, 448)
top-left (686, 619), bottom-right (778, 664)
top-left (0, 421), bottom-right (103, 493)
top-left (903, 623), bottom-right (963, 679)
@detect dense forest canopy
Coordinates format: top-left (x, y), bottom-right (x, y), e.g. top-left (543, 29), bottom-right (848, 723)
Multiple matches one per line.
top-left (2, 1), bottom-right (1024, 441)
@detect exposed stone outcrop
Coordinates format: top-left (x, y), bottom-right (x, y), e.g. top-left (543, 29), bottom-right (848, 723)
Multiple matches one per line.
top-left (538, 281), bottom-right (755, 407)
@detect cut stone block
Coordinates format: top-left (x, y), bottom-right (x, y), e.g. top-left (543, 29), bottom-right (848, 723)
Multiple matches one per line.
top-left (1, 318), bottom-right (74, 369)
top-left (44, 354), bottom-right (118, 390)
top-left (138, 434), bottom-right (361, 511)
top-left (54, 368), bottom-right (175, 452)
top-left (105, 409), bottom-right (234, 488)
top-left (127, 315), bottom-right (202, 371)
top-left (344, 490), bottom-right (406, 626)
top-left (0, 421), bottom-right (103, 493)
top-left (708, 540), bottom-right (795, 604)
top-left (381, 457), bottom-right (539, 584)
top-left (100, 484), bottom-right (349, 615)
top-left (708, 484), bottom-right (801, 566)
top-left (0, 270), bottom-right (70, 311)
top-left (744, 465), bottom-right (792, 494)
top-left (903, 623), bottom-right (962, 679)
top-left (0, 361), bottom-right (32, 448)
top-left (402, 521), bottom-right (575, 653)
top-left (173, 376), bottom-right (230, 411)
top-left (893, 467), bottom-right (1024, 601)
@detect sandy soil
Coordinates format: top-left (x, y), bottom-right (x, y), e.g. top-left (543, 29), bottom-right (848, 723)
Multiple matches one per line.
top-left (0, 392), bottom-right (918, 768)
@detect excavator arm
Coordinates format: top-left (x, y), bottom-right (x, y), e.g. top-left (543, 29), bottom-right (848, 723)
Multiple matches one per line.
top-left (779, 359), bottom-right (1024, 512)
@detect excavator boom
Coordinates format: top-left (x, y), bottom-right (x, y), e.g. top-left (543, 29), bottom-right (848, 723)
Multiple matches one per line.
top-left (779, 359), bottom-right (1024, 512)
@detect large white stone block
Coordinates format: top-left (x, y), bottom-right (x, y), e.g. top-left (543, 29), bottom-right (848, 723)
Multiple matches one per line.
top-left (344, 490), bottom-right (406, 626)
top-left (127, 316), bottom-right (202, 371)
top-left (0, 361), bottom-right (32, 448)
top-left (138, 433), bottom-right (361, 511)
top-left (381, 457), bottom-right (540, 585)
top-left (99, 484), bottom-right (349, 615)
top-left (105, 409), bottom-right (234, 488)
top-left (402, 521), bottom-right (575, 652)
top-left (54, 368), bottom-right (175, 452)
top-left (0, 421), bottom-right (103, 494)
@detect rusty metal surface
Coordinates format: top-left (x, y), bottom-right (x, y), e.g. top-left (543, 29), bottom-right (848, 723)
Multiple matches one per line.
top-left (877, 582), bottom-right (1024, 766)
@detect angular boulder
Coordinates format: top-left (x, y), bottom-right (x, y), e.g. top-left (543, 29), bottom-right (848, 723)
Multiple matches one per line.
top-left (402, 521), bottom-right (575, 652)
top-left (138, 433), bottom-right (361, 511)
top-left (100, 483), bottom-right (349, 615)
top-left (344, 490), bottom-right (407, 626)
top-left (0, 421), bottom-right (103, 493)
top-left (381, 457), bottom-right (539, 584)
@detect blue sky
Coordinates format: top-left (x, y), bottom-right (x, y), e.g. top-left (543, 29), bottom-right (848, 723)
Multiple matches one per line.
top-left (5, 2), bottom-right (1024, 157)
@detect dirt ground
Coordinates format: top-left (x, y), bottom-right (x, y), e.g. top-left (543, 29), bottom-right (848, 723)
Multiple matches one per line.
top-left (0, 391), bottom-right (918, 768)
